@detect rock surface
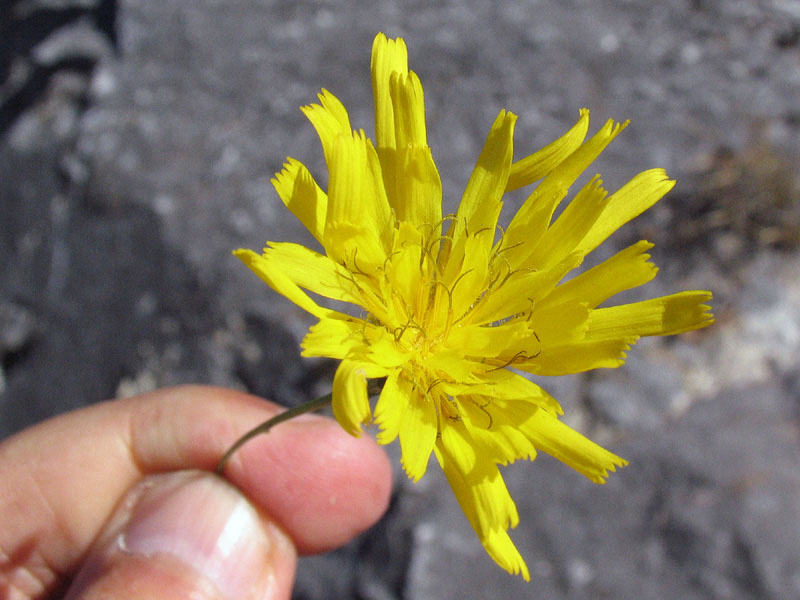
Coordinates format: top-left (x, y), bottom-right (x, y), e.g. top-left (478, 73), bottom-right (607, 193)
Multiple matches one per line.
top-left (2, 1), bottom-right (800, 598)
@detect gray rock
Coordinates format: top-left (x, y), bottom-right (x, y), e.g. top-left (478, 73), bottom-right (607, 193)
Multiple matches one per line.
top-left (30, 18), bottom-right (111, 68)
top-left (0, 301), bottom-right (37, 353)
top-left (2, 1), bottom-right (800, 599)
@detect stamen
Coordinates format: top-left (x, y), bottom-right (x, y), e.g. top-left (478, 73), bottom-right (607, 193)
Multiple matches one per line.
top-left (440, 394), bottom-right (462, 423)
top-left (468, 396), bottom-right (494, 430)
top-left (497, 264), bottom-right (537, 292)
top-left (349, 248), bottom-right (369, 276)
top-left (438, 213), bottom-right (458, 227)
top-left (473, 225), bottom-right (493, 238)
top-left (495, 240), bottom-right (524, 256)
top-left (449, 268), bottom-right (475, 297)
top-left (451, 296), bottom-right (481, 327)
top-left (382, 248), bottom-right (402, 273)
top-left (487, 256), bottom-right (512, 290)
top-left (525, 298), bottom-right (537, 321)
top-left (487, 350), bottom-right (536, 371)
top-left (426, 378), bottom-right (444, 394)
top-left (392, 317), bottom-right (424, 343)
top-left (390, 287), bottom-right (413, 323)
top-left (427, 233), bottom-right (454, 266)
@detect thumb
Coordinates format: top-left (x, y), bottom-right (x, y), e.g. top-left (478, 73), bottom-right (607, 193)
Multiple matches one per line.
top-left (64, 470), bottom-right (296, 600)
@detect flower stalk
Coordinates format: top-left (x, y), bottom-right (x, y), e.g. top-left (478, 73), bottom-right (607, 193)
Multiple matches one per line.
top-left (216, 379), bottom-right (385, 474)
top-left (215, 393), bottom-right (331, 475)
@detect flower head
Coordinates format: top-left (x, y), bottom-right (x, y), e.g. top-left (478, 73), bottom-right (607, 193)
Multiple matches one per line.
top-left (236, 33), bottom-right (713, 580)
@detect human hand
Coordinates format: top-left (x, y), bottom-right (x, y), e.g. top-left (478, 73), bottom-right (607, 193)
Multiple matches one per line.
top-left (0, 385), bottom-right (392, 599)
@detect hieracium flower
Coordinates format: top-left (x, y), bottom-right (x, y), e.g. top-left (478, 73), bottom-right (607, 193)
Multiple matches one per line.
top-left (234, 33), bottom-right (713, 579)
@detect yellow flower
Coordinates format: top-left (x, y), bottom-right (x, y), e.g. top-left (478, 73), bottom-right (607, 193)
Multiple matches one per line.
top-left (236, 33), bottom-right (713, 580)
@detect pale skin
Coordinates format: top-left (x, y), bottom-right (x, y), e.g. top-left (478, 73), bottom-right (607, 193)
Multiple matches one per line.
top-left (0, 386), bottom-right (393, 599)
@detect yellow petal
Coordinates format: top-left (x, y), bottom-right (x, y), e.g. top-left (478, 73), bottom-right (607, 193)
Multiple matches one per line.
top-left (264, 242), bottom-right (363, 305)
top-left (446, 321), bottom-right (529, 359)
top-left (398, 388), bottom-right (438, 481)
top-left (388, 145), bottom-right (442, 230)
top-left (385, 222), bottom-right (425, 304)
top-left (423, 348), bottom-right (477, 383)
top-left (373, 371), bottom-right (408, 445)
top-left (459, 398), bottom-right (538, 463)
top-left (300, 89), bottom-right (352, 168)
top-left (492, 302), bottom-right (590, 374)
top-left (576, 168), bottom-right (675, 255)
top-left (390, 70), bottom-right (427, 147)
top-left (434, 426), bottom-right (530, 580)
top-left (366, 333), bottom-right (413, 368)
top-left (301, 316), bottom-right (362, 359)
top-left (331, 359), bottom-right (386, 436)
top-left (234, 249), bottom-right (338, 320)
top-left (468, 252), bottom-right (583, 326)
top-left (437, 423), bottom-right (518, 531)
top-left (506, 108), bottom-right (590, 192)
top-left (470, 424), bottom-right (537, 466)
top-left (449, 110), bottom-right (516, 255)
top-left (522, 175), bottom-right (607, 270)
top-left (371, 32), bottom-right (408, 150)
top-left (503, 118), bottom-right (628, 267)
top-left (325, 130), bottom-right (392, 266)
top-left (520, 407), bottom-right (628, 483)
top-left (526, 299), bottom-right (590, 346)
top-left (540, 240), bottom-right (658, 310)
top-left (586, 290), bottom-right (714, 339)
top-left (444, 370), bottom-right (562, 414)
top-left (271, 158), bottom-right (328, 244)
top-left (515, 337), bottom-right (637, 375)
top-left (481, 529), bottom-right (531, 582)
top-left (445, 233), bottom-right (492, 321)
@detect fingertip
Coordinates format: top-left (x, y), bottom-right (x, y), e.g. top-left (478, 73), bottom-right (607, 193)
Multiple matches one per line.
top-left (230, 415), bottom-right (393, 554)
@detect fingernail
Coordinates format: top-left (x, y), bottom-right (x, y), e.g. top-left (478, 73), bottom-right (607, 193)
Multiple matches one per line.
top-left (121, 472), bottom-right (272, 599)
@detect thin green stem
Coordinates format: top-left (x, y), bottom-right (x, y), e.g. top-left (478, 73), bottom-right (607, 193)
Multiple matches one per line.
top-left (215, 379), bottom-right (386, 475)
top-left (215, 393), bottom-right (332, 475)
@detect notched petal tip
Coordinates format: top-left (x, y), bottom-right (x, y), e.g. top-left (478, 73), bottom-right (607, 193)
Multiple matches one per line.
top-left (592, 454), bottom-right (630, 484)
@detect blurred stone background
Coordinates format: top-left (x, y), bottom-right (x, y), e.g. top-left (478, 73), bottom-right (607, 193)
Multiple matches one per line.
top-left (2, 0), bottom-right (800, 598)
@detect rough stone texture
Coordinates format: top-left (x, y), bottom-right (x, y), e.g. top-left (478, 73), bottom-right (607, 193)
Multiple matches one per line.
top-left (2, 0), bottom-right (800, 598)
